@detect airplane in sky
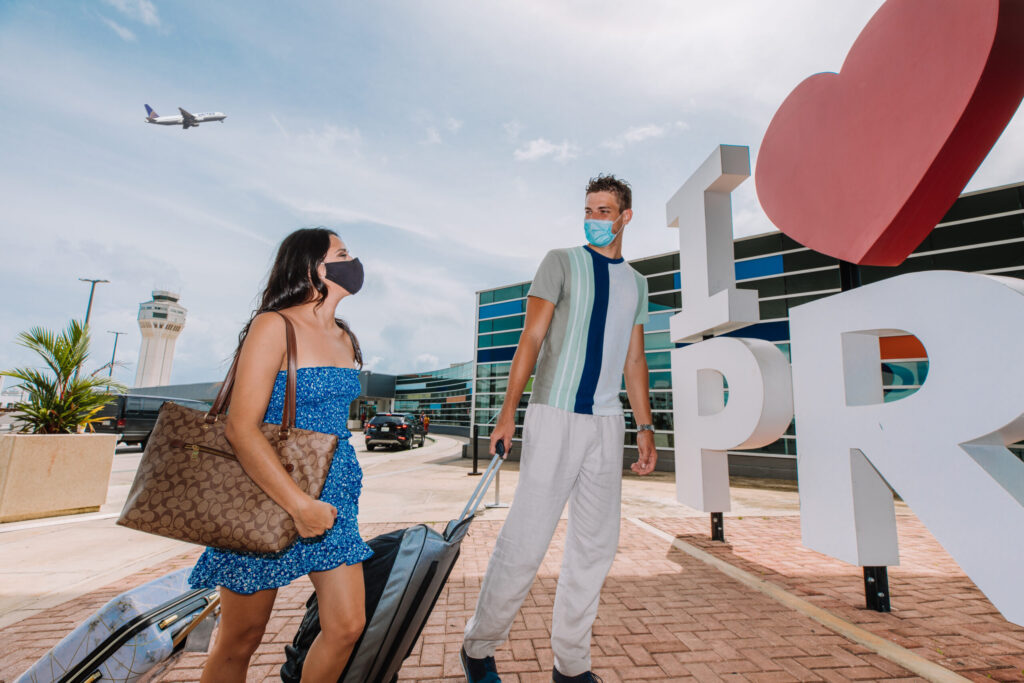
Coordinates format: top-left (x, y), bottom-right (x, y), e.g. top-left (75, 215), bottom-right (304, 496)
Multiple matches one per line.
top-left (144, 104), bottom-right (226, 129)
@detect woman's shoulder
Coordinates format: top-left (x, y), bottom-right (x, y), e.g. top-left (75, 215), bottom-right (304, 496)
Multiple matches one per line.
top-left (246, 311), bottom-right (289, 343)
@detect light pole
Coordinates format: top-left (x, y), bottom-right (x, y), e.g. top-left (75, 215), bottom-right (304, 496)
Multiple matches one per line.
top-left (107, 331), bottom-right (126, 377)
top-left (79, 278), bottom-right (109, 327)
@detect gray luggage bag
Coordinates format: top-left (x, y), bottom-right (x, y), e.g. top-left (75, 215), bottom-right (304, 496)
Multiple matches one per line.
top-left (17, 568), bottom-right (219, 683)
top-left (281, 446), bottom-right (507, 682)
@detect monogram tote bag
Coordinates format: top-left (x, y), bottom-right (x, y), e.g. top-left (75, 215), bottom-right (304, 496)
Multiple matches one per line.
top-left (117, 312), bottom-right (338, 554)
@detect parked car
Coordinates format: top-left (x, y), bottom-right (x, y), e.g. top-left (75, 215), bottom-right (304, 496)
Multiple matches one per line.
top-left (93, 394), bottom-right (212, 448)
top-left (364, 413), bottom-right (425, 451)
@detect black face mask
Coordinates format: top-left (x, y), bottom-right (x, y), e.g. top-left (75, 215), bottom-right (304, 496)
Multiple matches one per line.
top-left (323, 258), bottom-right (364, 295)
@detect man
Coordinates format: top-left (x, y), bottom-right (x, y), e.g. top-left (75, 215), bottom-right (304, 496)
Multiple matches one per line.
top-left (462, 175), bottom-right (657, 683)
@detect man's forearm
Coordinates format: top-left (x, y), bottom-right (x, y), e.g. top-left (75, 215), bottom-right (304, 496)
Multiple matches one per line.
top-left (499, 336), bottom-right (541, 421)
top-left (624, 360), bottom-right (653, 426)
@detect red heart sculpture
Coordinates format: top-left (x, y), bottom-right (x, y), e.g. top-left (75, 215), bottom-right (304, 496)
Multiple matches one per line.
top-left (755, 0), bottom-right (1024, 267)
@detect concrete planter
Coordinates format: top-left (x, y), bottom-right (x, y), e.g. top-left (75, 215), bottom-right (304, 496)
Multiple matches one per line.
top-left (0, 433), bottom-right (117, 523)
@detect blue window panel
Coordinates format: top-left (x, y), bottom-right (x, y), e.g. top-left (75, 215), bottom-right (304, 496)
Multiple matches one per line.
top-left (673, 272), bottom-right (681, 289)
top-left (882, 361), bottom-right (929, 387)
top-left (478, 346), bottom-right (517, 363)
top-left (479, 299), bottom-right (526, 319)
top-left (884, 387), bottom-right (921, 402)
top-left (430, 403), bottom-right (442, 410)
top-left (478, 331), bottom-right (523, 348)
top-left (721, 320), bottom-right (790, 342)
top-left (646, 312), bottom-right (672, 332)
top-left (646, 352), bottom-right (671, 370)
top-left (644, 332), bottom-right (673, 350)
top-left (735, 254), bottom-right (784, 281)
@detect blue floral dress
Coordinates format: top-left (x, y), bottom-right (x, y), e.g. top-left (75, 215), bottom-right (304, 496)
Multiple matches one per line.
top-left (188, 366), bottom-right (373, 594)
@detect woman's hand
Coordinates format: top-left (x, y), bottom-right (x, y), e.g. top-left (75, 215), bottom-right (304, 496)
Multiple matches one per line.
top-left (293, 498), bottom-right (338, 538)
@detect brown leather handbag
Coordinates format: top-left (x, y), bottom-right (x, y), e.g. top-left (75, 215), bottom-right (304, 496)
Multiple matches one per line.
top-left (117, 312), bottom-right (338, 554)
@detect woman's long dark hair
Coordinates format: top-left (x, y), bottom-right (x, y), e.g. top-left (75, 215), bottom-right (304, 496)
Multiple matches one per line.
top-left (235, 227), bottom-right (362, 367)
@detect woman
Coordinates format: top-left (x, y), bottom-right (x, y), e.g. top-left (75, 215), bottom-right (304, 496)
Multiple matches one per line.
top-left (188, 228), bottom-right (372, 682)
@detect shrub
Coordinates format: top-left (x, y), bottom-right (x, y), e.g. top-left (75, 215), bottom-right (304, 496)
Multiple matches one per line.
top-left (1, 320), bottom-right (127, 434)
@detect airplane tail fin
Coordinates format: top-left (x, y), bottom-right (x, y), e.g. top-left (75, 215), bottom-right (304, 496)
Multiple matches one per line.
top-left (144, 104), bottom-right (158, 119)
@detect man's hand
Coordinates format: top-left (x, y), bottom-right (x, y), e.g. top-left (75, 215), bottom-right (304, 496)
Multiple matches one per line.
top-left (631, 430), bottom-right (657, 475)
top-left (490, 412), bottom-right (515, 458)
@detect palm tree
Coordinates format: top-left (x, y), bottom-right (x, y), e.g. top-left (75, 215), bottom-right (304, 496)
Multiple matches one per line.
top-left (1, 320), bottom-right (127, 434)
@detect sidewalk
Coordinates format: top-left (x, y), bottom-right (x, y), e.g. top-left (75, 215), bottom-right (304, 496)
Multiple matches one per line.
top-left (0, 436), bottom-right (1021, 682)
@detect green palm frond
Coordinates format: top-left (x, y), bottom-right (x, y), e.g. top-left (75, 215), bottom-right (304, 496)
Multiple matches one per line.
top-left (2, 319), bottom-right (129, 434)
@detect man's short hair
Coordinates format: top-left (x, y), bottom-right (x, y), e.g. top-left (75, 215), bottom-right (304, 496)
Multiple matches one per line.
top-left (585, 174), bottom-right (632, 212)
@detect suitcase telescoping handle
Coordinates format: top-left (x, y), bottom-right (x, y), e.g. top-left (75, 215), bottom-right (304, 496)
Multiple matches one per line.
top-left (457, 441), bottom-right (506, 524)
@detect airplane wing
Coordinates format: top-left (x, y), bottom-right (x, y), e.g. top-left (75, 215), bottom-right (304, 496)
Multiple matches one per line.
top-left (178, 107), bottom-right (197, 128)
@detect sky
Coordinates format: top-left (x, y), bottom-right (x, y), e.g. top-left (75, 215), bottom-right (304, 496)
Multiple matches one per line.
top-left (1, 1), bottom-right (1023, 387)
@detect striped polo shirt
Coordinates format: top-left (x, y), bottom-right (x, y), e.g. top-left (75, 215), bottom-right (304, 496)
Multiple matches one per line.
top-left (528, 245), bottom-right (649, 416)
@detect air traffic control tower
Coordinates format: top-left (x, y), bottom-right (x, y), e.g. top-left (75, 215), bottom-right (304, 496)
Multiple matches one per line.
top-left (134, 290), bottom-right (187, 387)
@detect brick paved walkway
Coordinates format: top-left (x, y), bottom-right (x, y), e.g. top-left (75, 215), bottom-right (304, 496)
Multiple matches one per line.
top-left (1, 515), bottom-right (1021, 682)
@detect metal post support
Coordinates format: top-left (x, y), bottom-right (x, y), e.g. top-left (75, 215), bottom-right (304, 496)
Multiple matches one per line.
top-left (700, 333), bottom-right (726, 542)
top-left (838, 259), bottom-right (862, 291)
top-left (485, 465), bottom-right (510, 509)
top-left (74, 278), bottom-right (108, 379)
top-left (468, 424), bottom-right (482, 476)
top-left (79, 278), bottom-right (109, 328)
top-left (864, 566), bottom-right (891, 612)
top-left (711, 512), bottom-right (725, 542)
top-left (839, 260), bottom-right (892, 611)
top-left (107, 331), bottom-right (124, 377)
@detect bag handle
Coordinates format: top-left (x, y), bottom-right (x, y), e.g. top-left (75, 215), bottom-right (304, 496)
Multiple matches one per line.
top-left (206, 311), bottom-right (298, 441)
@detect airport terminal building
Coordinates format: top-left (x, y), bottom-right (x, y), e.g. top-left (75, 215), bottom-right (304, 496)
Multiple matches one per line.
top-left (471, 181), bottom-right (1024, 477)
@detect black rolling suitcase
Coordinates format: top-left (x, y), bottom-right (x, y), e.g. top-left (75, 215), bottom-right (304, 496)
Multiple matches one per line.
top-left (281, 445), bottom-right (507, 683)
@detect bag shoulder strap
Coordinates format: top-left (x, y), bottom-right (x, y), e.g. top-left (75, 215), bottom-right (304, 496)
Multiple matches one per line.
top-left (206, 311), bottom-right (298, 440)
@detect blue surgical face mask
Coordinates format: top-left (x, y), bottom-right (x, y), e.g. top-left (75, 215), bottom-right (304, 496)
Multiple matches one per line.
top-left (584, 219), bottom-right (617, 247)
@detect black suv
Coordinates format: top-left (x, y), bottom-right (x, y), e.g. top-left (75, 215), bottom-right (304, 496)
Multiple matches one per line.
top-left (364, 413), bottom-right (425, 451)
top-left (93, 394), bottom-right (211, 448)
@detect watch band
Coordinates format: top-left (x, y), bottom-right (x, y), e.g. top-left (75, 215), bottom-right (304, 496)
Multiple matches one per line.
top-left (637, 424), bottom-right (655, 433)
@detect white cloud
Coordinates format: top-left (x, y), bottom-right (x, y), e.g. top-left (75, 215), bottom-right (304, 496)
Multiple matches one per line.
top-left (602, 124), bottom-right (667, 151)
top-left (415, 353), bottom-right (440, 370)
top-left (513, 138), bottom-right (577, 163)
top-left (422, 126), bottom-right (442, 145)
top-left (269, 114), bottom-right (289, 140)
top-left (503, 120), bottom-right (523, 140)
top-left (102, 0), bottom-right (161, 27)
top-left (98, 16), bottom-right (136, 42)
top-left (445, 117), bottom-right (463, 133)
top-left (298, 124), bottom-right (362, 149)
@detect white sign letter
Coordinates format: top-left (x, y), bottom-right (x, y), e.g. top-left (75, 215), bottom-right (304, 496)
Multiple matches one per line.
top-left (668, 145), bottom-right (792, 512)
top-left (672, 338), bottom-right (794, 511)
top-left (790, 271), bottom-right (1024, 625)
top-left (666, 144), bottom-right (759, 343)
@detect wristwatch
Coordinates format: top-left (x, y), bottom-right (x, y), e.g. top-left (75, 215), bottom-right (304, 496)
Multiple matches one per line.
top-left (637, 424), bottom-right (655, 434)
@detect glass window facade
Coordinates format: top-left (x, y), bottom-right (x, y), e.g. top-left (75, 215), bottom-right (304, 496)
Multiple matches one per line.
top-left (471, 183), bottom-right (1024, 465)
top-left (393, 361), bottom-right (473, 431)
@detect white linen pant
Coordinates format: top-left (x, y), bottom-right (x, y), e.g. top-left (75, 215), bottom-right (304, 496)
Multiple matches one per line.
top-left (464, 403), bottom-right (625, 677)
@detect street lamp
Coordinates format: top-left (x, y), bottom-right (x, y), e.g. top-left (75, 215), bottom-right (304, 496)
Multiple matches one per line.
top-left (107, 331), bottom-right (126, 377)
top-left (78, 278), bottom-right (109, 327)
